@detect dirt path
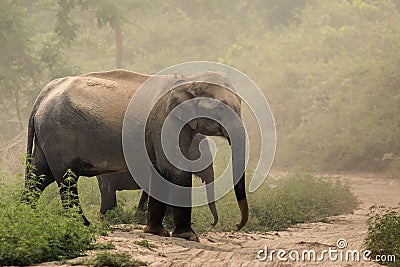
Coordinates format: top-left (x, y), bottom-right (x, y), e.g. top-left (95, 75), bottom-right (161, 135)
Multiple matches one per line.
top-left (44, 173), bottom-right (400, 266)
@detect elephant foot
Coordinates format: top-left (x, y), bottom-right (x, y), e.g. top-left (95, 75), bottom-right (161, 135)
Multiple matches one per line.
top-left (172, 227), bottom-right (199, 242)
top-left (144, 225), bottom-right (170, 237)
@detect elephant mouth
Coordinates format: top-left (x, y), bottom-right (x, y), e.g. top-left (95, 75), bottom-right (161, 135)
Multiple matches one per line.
top-left (221, 126), bottom-right (231, 145)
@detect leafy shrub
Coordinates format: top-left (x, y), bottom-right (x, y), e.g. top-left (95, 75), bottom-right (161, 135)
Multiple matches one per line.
top-left (248, 172), bottom-right (358, 231)
top-left (102, 201), bottom-right (140, 225)
top-left (0, 201), bottom-right (96, 265)
top-left (0, 172), bottom-right (96, 266)
top-left (365, 205), bottom-right (400, 266)
top-left (192, 171), bottom-right (358, 232)
top-left (101, 192), bottom-right (173, 228)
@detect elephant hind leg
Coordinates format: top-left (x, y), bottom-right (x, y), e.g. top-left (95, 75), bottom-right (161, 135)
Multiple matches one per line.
top-left (23, 144), bottom-right (55, 205)
top-left (55, 170), bottom-right (90, 226)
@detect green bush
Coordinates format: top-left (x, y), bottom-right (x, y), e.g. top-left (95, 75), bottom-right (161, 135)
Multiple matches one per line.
top-left (365, 205), bottom-right (399, 266)
top-left (0, 173), bottom-right (97, 266)
top-left (0, 202), bottom-right (96, 265)
top-left (248, 172), bottom-right (358, 231)
top-left (192, 171), bottom-right (358, 232)
top-left (102, 199), bottom-right (141, 225)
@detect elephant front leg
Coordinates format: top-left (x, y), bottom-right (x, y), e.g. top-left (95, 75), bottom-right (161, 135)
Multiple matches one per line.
top-left (144, 197), bottom-right (170, 237)
top-left (171, 172), bottom-right (199, 242)
top-left (172, 206), bottom-right (199, 242)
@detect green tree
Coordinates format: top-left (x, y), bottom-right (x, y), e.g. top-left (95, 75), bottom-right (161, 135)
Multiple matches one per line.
top-left (55, 0), bottom-right (128, 68)
top-left (223, 0), bottom-right (400, 171)
top-left (0, 1), bottom-right (38, 132)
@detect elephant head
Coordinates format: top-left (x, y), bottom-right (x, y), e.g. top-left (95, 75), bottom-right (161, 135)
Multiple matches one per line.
top-left (165, 72), bottom-right (248, 230)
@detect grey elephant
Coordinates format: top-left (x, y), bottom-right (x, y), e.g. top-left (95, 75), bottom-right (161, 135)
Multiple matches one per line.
top-left (24, 69), bottom-right (248, 242)
top-left (97, 133), bottom-right (218, 227)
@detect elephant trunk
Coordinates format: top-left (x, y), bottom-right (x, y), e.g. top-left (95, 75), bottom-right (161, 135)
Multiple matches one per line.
top-left (225, 122), bottom-right (248, 230)
top-left (234, 170), bottom-right (248, 230)
top-left (206, 189), bottom-right (218, 227)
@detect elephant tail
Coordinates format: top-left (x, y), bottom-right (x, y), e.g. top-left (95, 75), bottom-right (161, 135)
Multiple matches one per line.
top-left (24, 77), bottom-right (67, 181)
top-left (25, 110), bottom-right (35, 180)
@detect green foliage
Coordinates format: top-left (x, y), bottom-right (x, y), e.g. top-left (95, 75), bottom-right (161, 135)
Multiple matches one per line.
top-left (192, 171), bottom-right (358, 232)
top-left (60, 169), bottom-right (80, 207)
top-left (102, 199), bottom-right (140, 225)
top-left (2, 1), bottom-right (400, 172)
top-left (54, 0), bottom-right (81, 43)
top-left (0, 169), bottom-right (101, 266)
top-left (246, 0), bottom-right (400, 172)
top-left (365, 205), bottom-right (400, 266)
top-left (22, 158), bottom-right (47, 205)
top-left (74, 252), bottom-right (147, 267)
top-left (0, 188), bottom-right (96, 265)
top-left (0, 1), bottom-right (39, 134)
top-left (248, 172), bottom-right (358, 231)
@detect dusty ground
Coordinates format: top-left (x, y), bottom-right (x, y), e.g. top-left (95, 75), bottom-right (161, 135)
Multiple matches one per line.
top-left (40, 173), bottom-right (399, 267)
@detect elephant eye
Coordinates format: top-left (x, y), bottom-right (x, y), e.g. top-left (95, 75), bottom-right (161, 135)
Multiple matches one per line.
top-left (217, 103), bottom-right (226, 110)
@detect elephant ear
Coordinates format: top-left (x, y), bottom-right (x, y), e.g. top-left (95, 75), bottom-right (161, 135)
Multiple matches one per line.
top-left (166, 82), bottom-right (198, 129)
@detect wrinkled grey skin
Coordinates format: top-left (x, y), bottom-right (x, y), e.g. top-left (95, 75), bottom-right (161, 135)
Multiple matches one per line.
top-left (97, 133), bottom-right (218, 227)
top-left (24, 70), bottom-right (247, 242)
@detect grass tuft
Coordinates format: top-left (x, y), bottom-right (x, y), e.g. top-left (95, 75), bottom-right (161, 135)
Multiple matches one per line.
top-left (73, 252), bottom-right (147, 267)
top-left (134, 239), bottom-right (158, 249)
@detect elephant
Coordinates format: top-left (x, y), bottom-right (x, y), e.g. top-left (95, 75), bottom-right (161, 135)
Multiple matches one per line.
top-left (24, 69), bottom-right (248, 242)
top-left (97, 133), bottom-right (218, 227)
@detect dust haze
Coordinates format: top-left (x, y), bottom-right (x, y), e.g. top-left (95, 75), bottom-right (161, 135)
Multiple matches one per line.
top-left (1, 1), bottom-right (399, 175)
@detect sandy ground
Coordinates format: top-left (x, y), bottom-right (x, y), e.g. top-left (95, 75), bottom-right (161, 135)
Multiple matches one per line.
top-left (39, 173), bottom-right (399, 267)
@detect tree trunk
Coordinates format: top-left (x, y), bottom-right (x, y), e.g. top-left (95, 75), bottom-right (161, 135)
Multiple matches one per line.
top-left (14, 80), bottom-right (23, 130)
top-left (114, 23), bottom-right (123, 69)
